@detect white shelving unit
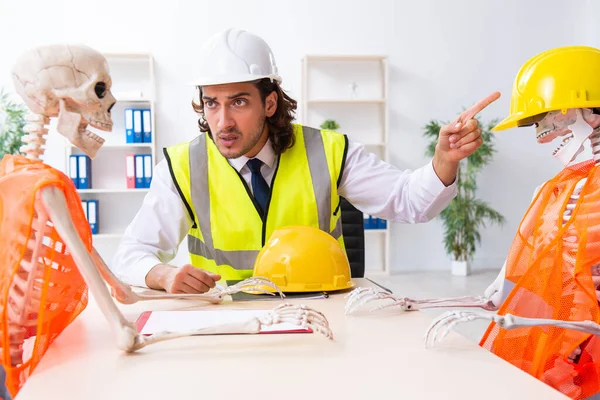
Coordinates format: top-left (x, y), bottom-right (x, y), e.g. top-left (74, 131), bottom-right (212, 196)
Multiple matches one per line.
top-left (301, 55), bottom-right (390, 274)
top-left (64, 52), bottom-right (156, 266)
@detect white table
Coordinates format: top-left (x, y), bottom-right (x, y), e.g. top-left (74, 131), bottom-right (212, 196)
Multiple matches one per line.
top-left (16, 278), bottom-right (566, 399)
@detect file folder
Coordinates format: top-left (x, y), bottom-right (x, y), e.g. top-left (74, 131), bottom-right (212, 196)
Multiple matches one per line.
top-left (132, 109), bottom-right (143, 143)
top-left (126, 154), bottom-right (136, 189)
top-left (125, 108), bottom-right (134, 143)
top-left (135, 155), bottom-right (144, 188)
top-left (143, 154), bottom-right (152, 188)
top-left (87, 199), bottom-right (98, 234)
top-left (142, 109), bottom-right (152, 143)
top-left (78, 155), bottom-right (92, 189)
top-left (69, 155), bottom-right (79, 188)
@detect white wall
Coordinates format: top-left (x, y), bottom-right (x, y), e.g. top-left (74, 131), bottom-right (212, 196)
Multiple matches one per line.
top-left (0, 0), bottom-right (592, 273)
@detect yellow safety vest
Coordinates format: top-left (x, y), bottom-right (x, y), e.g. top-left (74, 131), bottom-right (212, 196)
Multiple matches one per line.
top-left (164, 124), bottom-right (348, 280)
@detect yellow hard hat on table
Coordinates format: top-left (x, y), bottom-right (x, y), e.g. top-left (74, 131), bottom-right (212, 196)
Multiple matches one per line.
top-left (253, 225), bottom-right (354, 293)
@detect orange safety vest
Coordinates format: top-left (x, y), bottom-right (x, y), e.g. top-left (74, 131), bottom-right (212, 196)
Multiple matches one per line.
top-left (480, 159), bottom-right (600, 400)
top-left (0, 155), bottom-right (90, 398)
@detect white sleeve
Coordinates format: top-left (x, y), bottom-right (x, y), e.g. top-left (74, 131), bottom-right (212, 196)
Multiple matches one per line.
top-left (111, 160), bottom-right (192, 287)
top-left (338, 139), bottom-right (458, 223)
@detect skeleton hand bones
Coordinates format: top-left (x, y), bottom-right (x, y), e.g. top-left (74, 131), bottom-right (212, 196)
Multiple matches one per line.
top-left (345, 287), bottom-right (497, 315)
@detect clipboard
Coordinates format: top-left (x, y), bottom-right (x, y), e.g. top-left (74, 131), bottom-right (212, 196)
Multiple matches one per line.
top-left (135, 309), bottom-right (312, 336)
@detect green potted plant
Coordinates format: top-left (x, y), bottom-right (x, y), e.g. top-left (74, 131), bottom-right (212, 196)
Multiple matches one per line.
top-left (0, 89), bottom-right (27, 159)
top-left (423, 115), bottom-right (505, 276)
top-left (320, 119), bottom-right (340, 131)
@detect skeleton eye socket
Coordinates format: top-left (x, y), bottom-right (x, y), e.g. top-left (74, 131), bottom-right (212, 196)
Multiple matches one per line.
top-left (94, 82), bottom-right (107, 99)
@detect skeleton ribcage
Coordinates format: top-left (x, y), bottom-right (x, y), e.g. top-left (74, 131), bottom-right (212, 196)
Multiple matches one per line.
top-left (0, 154), bottom-right (89, 397)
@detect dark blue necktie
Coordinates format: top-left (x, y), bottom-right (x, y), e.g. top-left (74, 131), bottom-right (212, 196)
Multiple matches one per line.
top-left (247, 158), bottom-right (270, 215)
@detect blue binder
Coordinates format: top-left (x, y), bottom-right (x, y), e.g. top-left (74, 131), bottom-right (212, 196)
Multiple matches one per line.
top-left (135, 155), bottom-right (144, 188)
top-left (81, 200), bottom-right (88, 221)
top-left (143, 154), bottom-right (152, 188)
top-left (125, 108), bottom-right (134, 143)
top-left (87, 200), bottom-right (99, 234)
top-left (132, 109), bottom-right (143, 143)
top-left (78, 155), bottom-right (92, 189)
top-left (142, 109), bottom-right (152, 143)
top-left (69, 155), bottom-right (79, 188)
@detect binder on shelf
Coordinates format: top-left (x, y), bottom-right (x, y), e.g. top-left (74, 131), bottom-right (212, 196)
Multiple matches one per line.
top-left (87, 200), bottom-right (99, 234)
top-left (69, 155), bottom-right (79, 188)
top-left (142, 109), bottom-right (152, 143)
top-left (143, 154), bottom-right (152, 188)
top-left (378, 219), bottom-right (387, 229)
top-left (81, 200), bottom-right (88, 221)
top-left (135, 155), bottom-right (144, 188)
top-left (126, 154), bottom-right (136, 189)
top-left (125, 108), bottom-right (134, 143)
top-left (132, 109), bottom-right (143, 143)
top-left (364, 214), bottom-right (374, 229)
top-left (77, 155), bottom-right (92, 189)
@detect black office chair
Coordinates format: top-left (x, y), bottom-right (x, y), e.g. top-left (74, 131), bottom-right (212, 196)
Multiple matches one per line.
top-left (339, 197), bottom-right (365, 278)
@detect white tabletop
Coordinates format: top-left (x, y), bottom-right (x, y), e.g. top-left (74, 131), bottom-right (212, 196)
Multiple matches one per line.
top-left (16, 278), bottom-right (566, 399)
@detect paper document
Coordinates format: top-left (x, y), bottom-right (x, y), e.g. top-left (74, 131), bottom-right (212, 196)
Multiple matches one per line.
top-left (136, 309), bottom-right (312, 335)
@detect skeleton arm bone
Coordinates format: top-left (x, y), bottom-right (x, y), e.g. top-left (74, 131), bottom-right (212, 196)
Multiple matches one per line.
top-left (90, 249), bottom-right (283, 305)
top-left (345, 265), bottom-right (506, 315)
top-left (42, 187), bottom-right (327, 352)
top-left (425, 310), bottom-right (600, 348)
top-left (41, 187), bottom-right (142, 351)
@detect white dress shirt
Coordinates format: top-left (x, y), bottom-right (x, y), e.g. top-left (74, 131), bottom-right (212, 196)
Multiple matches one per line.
top-left (112, 138), bottom-right (457, 287)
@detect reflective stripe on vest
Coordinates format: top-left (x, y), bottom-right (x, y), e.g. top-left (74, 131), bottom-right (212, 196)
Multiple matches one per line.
top-left (169, 125), bottom-right (346, 274)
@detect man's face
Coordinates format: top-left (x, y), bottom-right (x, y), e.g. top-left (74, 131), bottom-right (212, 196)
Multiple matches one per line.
top-left (202, 82), bottom-right (275, 159)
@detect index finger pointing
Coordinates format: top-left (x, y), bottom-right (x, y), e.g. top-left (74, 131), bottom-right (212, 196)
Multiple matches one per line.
top-left (457, 91), bottom-right (501, 124)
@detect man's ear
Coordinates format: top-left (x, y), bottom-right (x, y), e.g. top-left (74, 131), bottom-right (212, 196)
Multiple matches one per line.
top-left (265, 91), bottom-right (278, 118)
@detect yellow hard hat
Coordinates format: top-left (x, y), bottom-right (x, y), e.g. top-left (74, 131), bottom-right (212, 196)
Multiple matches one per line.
top-left (253, 225), bottom-right (354, 292)
top-left (493, 46), bottom-right (600, 132)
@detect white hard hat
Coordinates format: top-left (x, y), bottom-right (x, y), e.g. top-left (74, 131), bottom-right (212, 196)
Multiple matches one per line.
top-left (191, 29), bottom-right (282, 87)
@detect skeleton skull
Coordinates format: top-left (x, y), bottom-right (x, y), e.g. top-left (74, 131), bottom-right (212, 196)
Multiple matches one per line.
top-left (11, 44), bottom-right (115, 158)
top-left (535, 108), bottom-right (600, 166)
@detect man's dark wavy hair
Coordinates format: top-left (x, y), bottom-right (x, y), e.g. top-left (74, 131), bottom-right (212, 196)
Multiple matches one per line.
top-left (192, 78), bottom-right (298, 155)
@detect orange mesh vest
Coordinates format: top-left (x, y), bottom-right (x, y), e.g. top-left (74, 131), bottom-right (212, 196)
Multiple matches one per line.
top-left (0, 155), bottom-right (90, 397)
top-left (480, 159), bottom-right (600, 399)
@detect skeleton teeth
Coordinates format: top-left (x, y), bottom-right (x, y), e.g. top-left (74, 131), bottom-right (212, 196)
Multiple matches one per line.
top-left (90, 119), bottom-right (112, 130)
top-left (536, 130), bottom-right (552, 140)
top-left (84, 130), bottom-right (105, 144)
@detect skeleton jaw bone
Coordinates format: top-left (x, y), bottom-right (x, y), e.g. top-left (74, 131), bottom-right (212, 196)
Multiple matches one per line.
top-left (345, 287), bottom-right (497, 315)
top-left (536, 109), bottom-right (595, 166)
top-left (40, 186), bottom-right (328, 352)
top-left (56, 99), bottom-right (106, 159)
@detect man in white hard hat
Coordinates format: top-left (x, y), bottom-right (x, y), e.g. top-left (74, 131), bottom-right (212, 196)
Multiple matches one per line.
top-left (112, 28), bottom-right (500, 294)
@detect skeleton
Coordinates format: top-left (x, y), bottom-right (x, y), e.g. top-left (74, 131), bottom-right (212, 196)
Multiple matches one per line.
top-left (2, 44), bottom-right (332, 394)
top-left (346, 108), bottom-right (600, 353)
top-left (346, 109), bottom-right (600, 328)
